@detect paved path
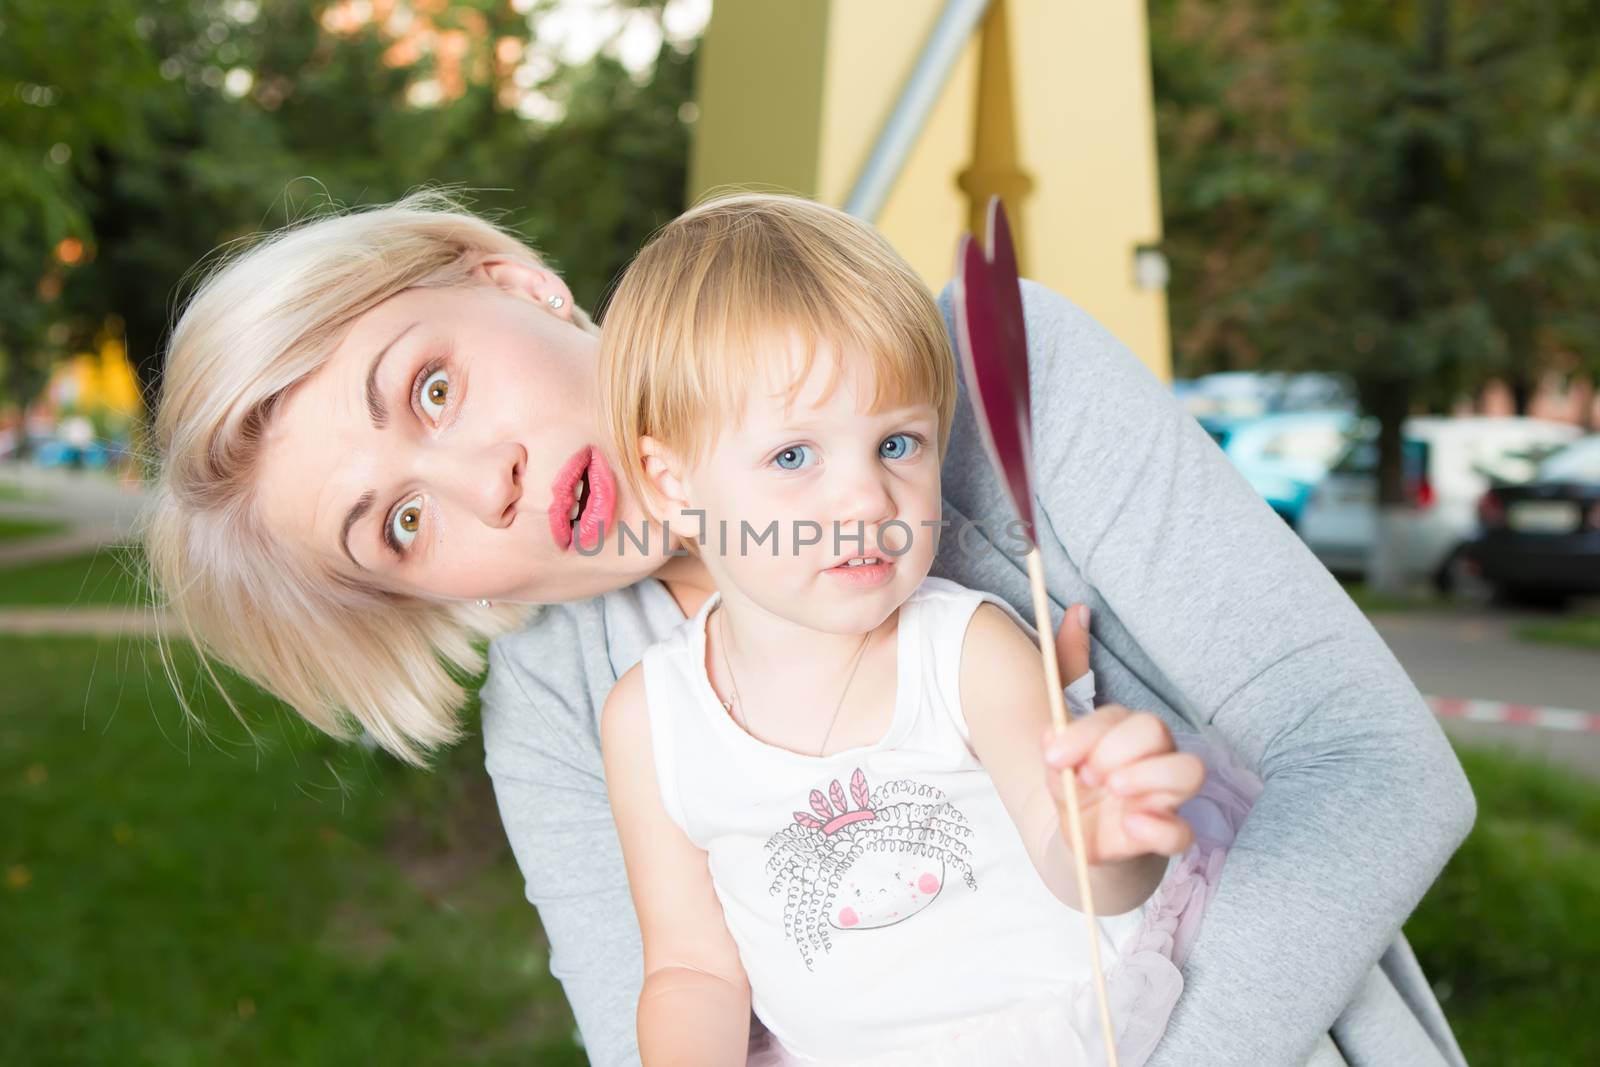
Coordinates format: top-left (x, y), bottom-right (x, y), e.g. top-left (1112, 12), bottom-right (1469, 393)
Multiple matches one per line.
top-left (0, 464), bottom-right (146, 566)
top-left (0, 607), bottom-right (174, 637)
top-left (1372, 607), bottom-right (1600, 780)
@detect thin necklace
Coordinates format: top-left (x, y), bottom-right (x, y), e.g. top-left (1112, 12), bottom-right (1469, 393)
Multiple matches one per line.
top-left (717, 605), bottom-right (873, 757)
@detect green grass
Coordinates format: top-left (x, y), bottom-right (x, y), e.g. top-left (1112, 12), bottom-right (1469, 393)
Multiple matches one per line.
top-left (0, 636), bottom-right (585, 1067)
top-left (1406, 744), bottom-right (1600, 1066)
top-left (0, 481), bottom-right (39, 502)
top-left (0, 516), bottom-right (67, 543)
top-left (1516, 614), bottom-right (1600, 651)
top-left (1337, 579), bottom-right (1445, 614)
top-left (3, 627), bottom-right (1595, 1064)
top-left (0, 545), bottom-right (147, 607)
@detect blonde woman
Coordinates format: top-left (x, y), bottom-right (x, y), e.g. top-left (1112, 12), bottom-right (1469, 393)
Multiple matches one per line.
top-left (147, 190), bottom-right (1472, 1067)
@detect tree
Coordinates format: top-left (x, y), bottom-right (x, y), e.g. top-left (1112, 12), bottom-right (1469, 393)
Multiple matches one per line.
top-left (0, 0), bottom-right (166, 425)
top-left (6, 0), bottom-right (701, 409)
top-left (1151, 0), bottom-right (1600, 591)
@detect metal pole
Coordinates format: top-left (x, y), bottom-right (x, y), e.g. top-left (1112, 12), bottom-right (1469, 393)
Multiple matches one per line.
top-left (842, 0), bottom-right (992, 222)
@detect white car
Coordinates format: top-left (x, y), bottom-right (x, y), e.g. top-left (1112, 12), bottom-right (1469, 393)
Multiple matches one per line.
top-left (1298, 416), bottom-right (1581, 586)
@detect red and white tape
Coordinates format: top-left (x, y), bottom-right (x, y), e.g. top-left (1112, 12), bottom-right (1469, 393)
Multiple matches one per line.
top-left (1428, 696), bottom-right (1600, 734)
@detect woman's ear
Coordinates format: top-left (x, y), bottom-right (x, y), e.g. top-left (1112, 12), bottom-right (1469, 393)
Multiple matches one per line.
top-left (474, 255), bottom-right (578, 323)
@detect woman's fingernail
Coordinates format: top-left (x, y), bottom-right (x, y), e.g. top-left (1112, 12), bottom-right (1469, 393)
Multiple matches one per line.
top-left (1078, 605), bottom-right (1090, 629)
top-left (1108, 773), bottom-right (1129, 794)
top-left (1079, 765), bottom-right (1102, 788)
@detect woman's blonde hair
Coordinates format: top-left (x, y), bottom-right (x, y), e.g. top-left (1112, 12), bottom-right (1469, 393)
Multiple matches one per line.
top-left (600, 193), bottom-right (956, 520)
top-left (145, 189), bottom-right (591, 765)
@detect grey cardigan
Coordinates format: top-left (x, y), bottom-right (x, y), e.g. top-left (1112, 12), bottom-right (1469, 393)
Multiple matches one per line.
top-left (480, 281), bottom-right (1474, 1066)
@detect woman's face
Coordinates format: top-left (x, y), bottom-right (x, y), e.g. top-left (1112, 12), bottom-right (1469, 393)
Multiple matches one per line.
top-left (255, 257), bottom-right (673, 604)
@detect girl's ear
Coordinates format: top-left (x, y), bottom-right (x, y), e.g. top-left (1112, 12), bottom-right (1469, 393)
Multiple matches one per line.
top-left (473, 255), bottom-right (577, 323)
top-left (638, 436), bottom-right (691, 519)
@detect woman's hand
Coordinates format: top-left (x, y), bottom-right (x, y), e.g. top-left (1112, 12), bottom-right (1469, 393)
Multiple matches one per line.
top-left (1055, 602), bottom-right (1093, 692)
top-left (1041, 706), bottom-right (1203, 866)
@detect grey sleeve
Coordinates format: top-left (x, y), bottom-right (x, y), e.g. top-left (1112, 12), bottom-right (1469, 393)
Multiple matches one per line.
top-left (480, 624), bottom-right (644, 1067)
top-left (1014, 281), bottom-right (1475, 1064)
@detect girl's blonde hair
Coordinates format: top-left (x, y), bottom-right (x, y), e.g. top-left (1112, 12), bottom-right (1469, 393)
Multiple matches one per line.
top-left (145, 189), bottom-right (591, 765)
top-left (600, 193), bottom-right (956, 521)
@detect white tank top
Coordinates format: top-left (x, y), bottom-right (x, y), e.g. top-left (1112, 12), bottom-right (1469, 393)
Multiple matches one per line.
top-left (639, 576), bottom-right (1143, 1062)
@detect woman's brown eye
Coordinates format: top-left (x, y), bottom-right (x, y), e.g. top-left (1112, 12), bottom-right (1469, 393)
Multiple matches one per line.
top-left (391, 495), bottom-right (425, 550)
top-left (419, 368), bottom-right (450, 420)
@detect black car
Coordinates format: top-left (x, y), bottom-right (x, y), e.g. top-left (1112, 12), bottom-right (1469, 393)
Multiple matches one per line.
top-left (1468, 435), bottom-right (1600, 604)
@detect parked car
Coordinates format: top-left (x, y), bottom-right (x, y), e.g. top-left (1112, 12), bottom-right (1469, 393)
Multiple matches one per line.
top-left (1179, 371), bottom-right (1355, 421)
top-left (1203, 410), bottom-right (1358, 526)
top-left (1298, 416), bottom-right (1582, 587)
top-left (1466, 434), bottom-right (1600, 605)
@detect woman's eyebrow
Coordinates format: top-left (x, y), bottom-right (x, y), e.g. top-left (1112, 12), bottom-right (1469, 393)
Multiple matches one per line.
top-left (340, 491), bottom-right (377, 570)
top-left (364, 321), bottom-right (421, 428)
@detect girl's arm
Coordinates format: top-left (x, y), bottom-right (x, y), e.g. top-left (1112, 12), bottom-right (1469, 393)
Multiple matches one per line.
top-left (959, 602), bottom-right (1203, 914)
top-left (997, 279), bottom-right (1475, 1064)
top-left (601, 663), bottom-right (752, 1067)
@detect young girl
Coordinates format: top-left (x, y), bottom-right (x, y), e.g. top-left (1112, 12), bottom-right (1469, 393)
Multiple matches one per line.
top-left (597, 195), bottom-right (1255, 1066)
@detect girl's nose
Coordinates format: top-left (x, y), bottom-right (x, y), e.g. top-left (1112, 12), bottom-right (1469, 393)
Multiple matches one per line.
top-left (833, 460), bottom-right (896, 528)
top-left (428, 441), bottom-right (525, 527)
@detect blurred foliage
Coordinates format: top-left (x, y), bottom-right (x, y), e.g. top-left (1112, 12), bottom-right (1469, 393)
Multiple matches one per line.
top-left (0, 0), bottom-right (698, 405)
top-left (1151, 0), bottom-right (1600, 529)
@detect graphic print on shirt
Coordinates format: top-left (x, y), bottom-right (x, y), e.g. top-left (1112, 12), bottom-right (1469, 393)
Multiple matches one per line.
top-left (762, 768), bottom-right (977, 970)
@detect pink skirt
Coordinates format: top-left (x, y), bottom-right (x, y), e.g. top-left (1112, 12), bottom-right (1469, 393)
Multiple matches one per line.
top-left (747, 734), bottom-right (1261, 1067)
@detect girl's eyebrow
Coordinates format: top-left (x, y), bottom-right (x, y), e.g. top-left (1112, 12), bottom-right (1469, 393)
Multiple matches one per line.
top-left (364, 321), bottom-right (421, 428)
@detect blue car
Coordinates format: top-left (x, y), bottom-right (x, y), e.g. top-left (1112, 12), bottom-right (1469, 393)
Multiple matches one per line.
top-left (1200, 410), bottom-right (1359, 527)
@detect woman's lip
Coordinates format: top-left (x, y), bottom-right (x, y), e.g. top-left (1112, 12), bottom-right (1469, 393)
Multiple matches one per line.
top-left (548, 447), bottom-right (592, 552)
top-left (547, 446), bottom-right (618, 553)
top-left (575, 450), bottom-right (616, 551)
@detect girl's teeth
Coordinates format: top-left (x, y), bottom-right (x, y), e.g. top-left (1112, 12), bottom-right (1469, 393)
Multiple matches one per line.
top-left (844, 558), bottom-right (880, 567)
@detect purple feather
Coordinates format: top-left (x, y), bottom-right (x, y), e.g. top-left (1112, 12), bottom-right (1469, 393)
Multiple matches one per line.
top-left (954, 196), bottom-right (1038, 546)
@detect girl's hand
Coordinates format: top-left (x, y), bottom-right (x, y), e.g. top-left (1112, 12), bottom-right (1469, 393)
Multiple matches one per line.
top-left (1041, 707), bottom-right (1203, 866)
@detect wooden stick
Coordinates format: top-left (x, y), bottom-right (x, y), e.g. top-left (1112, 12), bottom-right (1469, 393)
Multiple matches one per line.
top-left (1025, 546), bottom-right (1119, 1066)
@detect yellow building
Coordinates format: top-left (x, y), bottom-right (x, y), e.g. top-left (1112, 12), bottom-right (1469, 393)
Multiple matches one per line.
top-left (689, 0), bottom-right (1171, 380)
top-left (43, 331), bottom-right (143, 426)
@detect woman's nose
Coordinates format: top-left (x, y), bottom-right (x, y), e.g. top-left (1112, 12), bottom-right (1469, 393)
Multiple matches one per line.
top-left (427, 441), bottom-right (525, 527)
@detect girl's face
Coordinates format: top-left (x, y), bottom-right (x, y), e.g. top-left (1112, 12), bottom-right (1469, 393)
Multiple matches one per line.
top-left (255, 258), bottom-right (674, 604)
top-left (659, 337), bottom-right (943, 636)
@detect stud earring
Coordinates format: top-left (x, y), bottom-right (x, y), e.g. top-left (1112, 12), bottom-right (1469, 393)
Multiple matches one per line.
top-left (476, 598), bottom-right (491, 608)
top-left (546, 294), bottom-right (566, 310)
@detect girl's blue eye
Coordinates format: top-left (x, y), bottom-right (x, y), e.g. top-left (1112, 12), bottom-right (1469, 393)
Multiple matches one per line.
top-left (880, 433), bottom-right (920, 460)
top-left (773, 445), bottom-right (815, 471)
